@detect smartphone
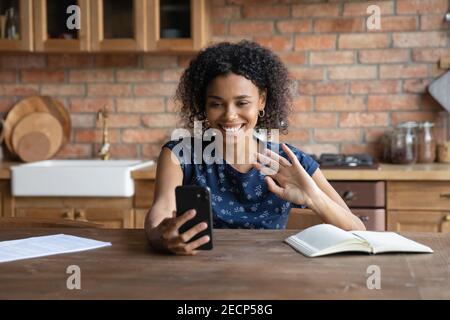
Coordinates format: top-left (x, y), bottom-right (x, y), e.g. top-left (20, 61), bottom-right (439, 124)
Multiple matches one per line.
top-left (175, 185), bottom-right (213, 250)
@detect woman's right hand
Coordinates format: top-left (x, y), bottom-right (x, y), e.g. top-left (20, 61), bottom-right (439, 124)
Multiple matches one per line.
top-left (155, 209), bottom-right (210, 255)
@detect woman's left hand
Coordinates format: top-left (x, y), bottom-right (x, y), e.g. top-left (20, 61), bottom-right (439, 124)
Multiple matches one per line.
top-left (254, 143), bottom-right (320, 206)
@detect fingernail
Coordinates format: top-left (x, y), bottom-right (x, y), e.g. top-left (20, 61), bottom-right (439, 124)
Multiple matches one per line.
top-left (204, 236), bottom-right (210, 242)
top-left (201, 223), bottom-right (207, 229)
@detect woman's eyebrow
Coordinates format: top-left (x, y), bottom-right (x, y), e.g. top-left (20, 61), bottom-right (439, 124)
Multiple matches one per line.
top-left (206, 95), bottom-right (252, 100)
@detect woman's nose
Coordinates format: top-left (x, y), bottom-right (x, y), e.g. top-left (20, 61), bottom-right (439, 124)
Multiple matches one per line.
top-left (223, 105), bottom-right (238, 120)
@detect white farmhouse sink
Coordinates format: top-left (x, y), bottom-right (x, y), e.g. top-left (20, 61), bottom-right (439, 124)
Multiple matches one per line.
top-left (11, 160), bottom-right (155, 197)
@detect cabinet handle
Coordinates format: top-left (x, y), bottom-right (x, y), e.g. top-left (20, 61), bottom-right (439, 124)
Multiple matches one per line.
top-left (74, 210), bottom-right (88, 222)
top-left (357, 215), bottom-right (370, 222)
top-left (62, 211), bottom-right (74, 220)
top-left (439, 214), bottom-right (450, 232)
top-left (440, 194), bottom-right (450, 199)
top-left (444, 214), bottom-right (450, 222)
top-left (343, 191), bottom-right (356, 201)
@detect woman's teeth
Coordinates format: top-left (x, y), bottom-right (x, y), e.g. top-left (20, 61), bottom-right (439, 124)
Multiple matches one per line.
top-left (221, 124), bottom-right (243, 133)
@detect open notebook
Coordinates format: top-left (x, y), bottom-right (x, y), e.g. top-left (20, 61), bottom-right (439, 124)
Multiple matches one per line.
top-left (285, 224), bottom-right (433, 257)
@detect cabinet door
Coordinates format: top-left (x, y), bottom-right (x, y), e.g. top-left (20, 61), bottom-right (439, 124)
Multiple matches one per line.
top-left (78, 208), bottom-right (134, 228)
top-left (0, 0), bottom-right (33, 51)
top-left (148, 0), bottom-right (210, 52)
top-left (34, 0), bottom-right (90, 52)
top-left (91, 0), bottom-right (146, 51)
top-left (15, 207), bottom-right (75, 220)
top-left (388, 210), bottom-right (450, 233)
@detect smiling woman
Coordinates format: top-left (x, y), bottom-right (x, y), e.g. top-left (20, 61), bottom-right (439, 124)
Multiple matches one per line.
top-left (145, 40), bottom-right (366, 255)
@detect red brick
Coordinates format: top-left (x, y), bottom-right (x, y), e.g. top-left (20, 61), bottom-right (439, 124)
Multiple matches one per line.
top-left (69, 70), bottom-right (114, 83)
top-left (229, 21), bottom-right (273, 36)
top-left (375, 16), bottom-right (418, 32)
top-left (228, 0), bottom-right (276, 4)
top-left (109, 144), bottom-right (138, 159)
top-left (212, 22), bottom-right (228, 36)
top-left (292, 97), bottom-right (312, 112)
top-left (278, 52), bottom-right (306, 66)
top-left (70, 98), bottom-right (114, 113)
top-left (295, 35), bottom-right (336, 51)
top-left (142, 143), bottom-right (165, 159)
top-left (41, 84), bottom-right (85, 96)
top-left (391, 111), bottom-right (438, 126)
top-left (421, 94), bottom-right (442, 111)
top-left (421, 15), bottom-right (448, 30)
top-left (281, 129), bottom-right (310, 143)
top-left (134, 83), bottom-right (177, 96)
top-left (254, 35), bottom-right (293, 51)
top-left (290, 113), bottom-right (337, 128)
top-left (380, 64), bottom-right (428, 79)
top-left (329, 66), bottom-right (377, 80)
top-left (393, 32), bottom-right (448, 48)
top-left (0, 84), bottom-right (38, 96)
top-left (316, 96), bottom-right (365, 112)
top-left (55, 144), bottom-right (92, 159)
top-left (162, 69), bottom-right (183, 82)
top-left (242, 5), bottom-right (289, 19)
top-left (143, 56), bottom-right (178, 69)
top-left (368, 95), bottom-right (421, 111)
top-left (95, 55), bottom-right (138, 68)
top-left (21, 70), bottom-right (65, 83)
top-left (359, 49), bottom-right (410, 63)
top-left (343, 1), bottom-right (394, 16)
top-left (0, 97), bottom-right (15, 112)
top-left (178, 55), bottom-right (196, 68)
top-left (341, 143), bottom-right (378, 157)
top-left (276, 20), bottom-right (312, 33)
top-left (47, 55), bottom-right (93, 68)
top-left (397, 0), bottom-right (449, 14)
top-left (70, 114), bottom-right (96, 128)
top-left (122, 129), bottom-right (170, 143)
top-left (314, 18), bottom-right (364, 33)
top-left (365, 128), bottom-right (389, 143)
top-left (88, 84), bottom-right (131, 97)
top-left (116, 70), bottom-right (161, 82)
top-left (298, 82), bottom-right (348, 95)
top-left (212, 6), bottom-right (241, 20)
top-left (314, 128), bottom-right (361, 142)
top-left (310, 51), bottom-right (355, 65)
top-left (412, 48), bottom-right (450, 62)
top-left (339, 34), bottom-right (390, 49)
top-left (403, 79), bottom-right (432, 93)
top-left (340, 112), bottom-right (389, 127)
top-left (298, 144), bottom-right (339, 157)
top-left (290, 67), bottom-right (324, 81)
top-left (116, 98), bottom-right (165, 113)
top-left (351, 80), bottom-right (399, 94)
top-left (142, 114), bottom-right (181, 128)
top-left (0, 54), bottom-right (46, 69)
top-left (292, 3), bottom-right (340, 17)
top-left (75, 129), bottom-right (120, 143)
top-left (0, 70), bottom-right (16, 83)
top-left (108, 114), bottom-right (141, 128)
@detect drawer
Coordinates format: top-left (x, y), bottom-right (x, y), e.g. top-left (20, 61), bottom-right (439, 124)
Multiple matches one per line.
top-left (388, 210), bottom-right (450, 232)
top-left (387, 181), bottom-right (450, 210)
top-left (330, 181), bottom-right (385, 207)
top-left (352, 208), bottom-right (385, 231)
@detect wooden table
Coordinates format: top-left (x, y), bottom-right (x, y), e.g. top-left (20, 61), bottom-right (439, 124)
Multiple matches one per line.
top-left (0, 229), bottom-right (449, 299)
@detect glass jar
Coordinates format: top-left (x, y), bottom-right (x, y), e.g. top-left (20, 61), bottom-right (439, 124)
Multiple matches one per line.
top-left (390, 121), bottom-right (418, 164)
top-left (418, 122), bottom-right (436, 163)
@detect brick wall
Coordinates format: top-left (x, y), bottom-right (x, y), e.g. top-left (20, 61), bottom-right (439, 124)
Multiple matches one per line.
top-left (1, 0), bottom-right (449, 160)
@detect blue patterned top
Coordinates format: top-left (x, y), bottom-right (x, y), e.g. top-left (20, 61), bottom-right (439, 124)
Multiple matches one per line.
top-left (162, 138), bottom-right (319, 229)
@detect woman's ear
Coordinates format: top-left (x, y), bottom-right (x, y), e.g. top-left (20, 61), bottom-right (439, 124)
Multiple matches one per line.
top-left (259, 89), bottom-right (267, 109)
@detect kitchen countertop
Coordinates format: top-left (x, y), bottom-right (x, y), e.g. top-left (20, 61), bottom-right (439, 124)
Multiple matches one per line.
top-left (2, 161), bottom-right (450, 181)
top-left (0, 228), bottom-right (448, 299)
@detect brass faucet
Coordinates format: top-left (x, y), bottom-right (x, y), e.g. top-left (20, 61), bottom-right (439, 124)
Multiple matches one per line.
top-left (96, 106), bottom-right (110, 160)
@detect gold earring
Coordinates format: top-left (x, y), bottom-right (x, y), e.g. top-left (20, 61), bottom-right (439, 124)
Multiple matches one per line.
top-left (258, 109), bottom-right (265, 118)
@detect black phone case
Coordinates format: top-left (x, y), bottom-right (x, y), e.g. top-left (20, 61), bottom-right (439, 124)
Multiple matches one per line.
top-left (175, 185), bottom-right (213, 250)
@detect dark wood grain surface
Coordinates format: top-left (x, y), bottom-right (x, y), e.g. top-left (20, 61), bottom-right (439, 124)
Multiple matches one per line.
top-left (0, 228), bottom-right (449, 299)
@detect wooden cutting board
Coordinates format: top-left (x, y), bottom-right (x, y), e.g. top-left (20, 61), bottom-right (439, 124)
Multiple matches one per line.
top-left (3, 95), bottom-right (71, 154)
top-left (11, 112), bottom-right (63, 162)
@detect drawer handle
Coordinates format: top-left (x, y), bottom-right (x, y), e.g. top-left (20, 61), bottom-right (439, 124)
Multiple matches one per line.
top-left (357, 215), bottom-right (370, 222)
top-left (74, 210), bottom-right (88, 222)
top-left (444, 214), bottom-right (450, 222)
top-left (62, 211), bottom-right (74, 220)
top-left (440, 194), bottom-right (450, 199)
top-left (343, 191), bottom-right (356, 201)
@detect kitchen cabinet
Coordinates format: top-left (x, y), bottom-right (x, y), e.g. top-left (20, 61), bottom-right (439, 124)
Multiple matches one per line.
top-left (0, 0), bottom-right (210, 52)
top-left (387, 181), bottom-right (450, 233)
top-left (0, 180), bottom-right (13, 217)
top-left (33, 0), bottom-right (90, 52)
top-left (133, 180), bottom-right (155, 228)
top-left (0, 0), bottom-right (33, 51)
top-left (13, 197), bottom-right (134, 228)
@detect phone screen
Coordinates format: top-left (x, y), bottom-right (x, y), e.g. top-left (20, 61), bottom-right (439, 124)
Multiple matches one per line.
top-left (175, 186), bottom-right (213, 250)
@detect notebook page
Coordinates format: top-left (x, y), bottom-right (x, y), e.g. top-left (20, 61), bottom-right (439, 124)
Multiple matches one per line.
top-left (0, 234), bottom-right (112, 263)
top-left (287, 224), bottom-right (363, 254)
top-left (351, 231), bottom-right (433, 254)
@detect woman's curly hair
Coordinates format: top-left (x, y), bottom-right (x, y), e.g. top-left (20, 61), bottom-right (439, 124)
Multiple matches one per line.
top-left (175, 40), bottom-right (293, 134)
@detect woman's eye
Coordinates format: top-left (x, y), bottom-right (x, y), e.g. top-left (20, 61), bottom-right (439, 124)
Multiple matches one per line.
top-left (238, 101), bottom-right (249, 106)
top-left (209, 103), bottom-right (222, 108)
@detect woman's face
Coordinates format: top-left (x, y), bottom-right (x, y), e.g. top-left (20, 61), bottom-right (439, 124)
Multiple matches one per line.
top-left (205, 73), bottom-right (266, 141)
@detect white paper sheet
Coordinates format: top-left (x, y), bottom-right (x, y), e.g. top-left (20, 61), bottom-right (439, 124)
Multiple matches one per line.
top-left (0, 234), bottom-right (111, 263)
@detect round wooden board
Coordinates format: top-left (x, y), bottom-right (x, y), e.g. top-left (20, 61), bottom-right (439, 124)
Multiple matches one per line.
top-left (3, 95), bottom-right (71, 154)
top-left (12, 112), bottom-right (63, 162)
top-left (16, 132), bottom-right (51, 162)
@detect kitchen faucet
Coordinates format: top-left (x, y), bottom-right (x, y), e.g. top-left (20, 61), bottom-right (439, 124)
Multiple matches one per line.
top-left (96, 106), bottom-right (110, 160)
